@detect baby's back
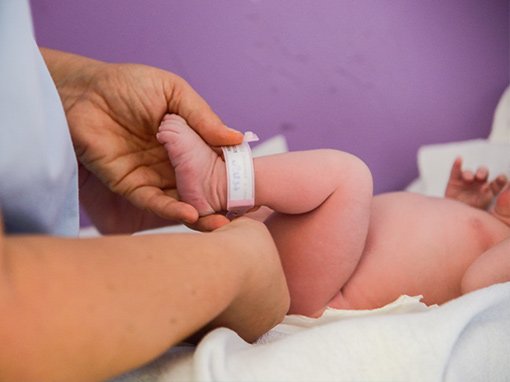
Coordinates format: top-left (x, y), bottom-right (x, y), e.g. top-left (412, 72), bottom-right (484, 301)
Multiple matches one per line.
top-left (341, 192), bottom-right (510, 309)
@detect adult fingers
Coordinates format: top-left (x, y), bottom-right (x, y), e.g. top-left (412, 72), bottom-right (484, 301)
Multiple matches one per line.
top-left (186, 214), bottom-right (231, 232)
top-left (166, 74), bottom-right (243, 147)
top-left (130, 186), bottom-right (199, 224)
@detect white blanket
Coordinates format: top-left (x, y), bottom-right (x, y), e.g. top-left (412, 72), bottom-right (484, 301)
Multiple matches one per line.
top-left (114, 283), bottom-right (510, 382)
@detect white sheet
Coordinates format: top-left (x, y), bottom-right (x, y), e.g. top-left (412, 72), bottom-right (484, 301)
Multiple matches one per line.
top-left (113, 283), bottom-right (510, 382)
top-left (489, 85), bottom-right (510, 144)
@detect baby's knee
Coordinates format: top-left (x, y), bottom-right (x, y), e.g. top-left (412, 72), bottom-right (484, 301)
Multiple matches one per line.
top-left (322, 149), bottom-right (373, 194)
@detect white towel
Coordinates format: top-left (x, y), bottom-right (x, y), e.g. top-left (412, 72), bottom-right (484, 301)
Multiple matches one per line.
top-left (113, 282), bottom-right (510, 382)
top-left (489, 85), bottom-right (510, 144)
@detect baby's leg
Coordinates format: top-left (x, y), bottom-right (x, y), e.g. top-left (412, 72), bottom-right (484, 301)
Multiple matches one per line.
top-left (263, 152), bottom-right (373, 316)
top-left (156, 115), bottom-right (348, 215)
top-left (157, 114), bottom-right (373, 316)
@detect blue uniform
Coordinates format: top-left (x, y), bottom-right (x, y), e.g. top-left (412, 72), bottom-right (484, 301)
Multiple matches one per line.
top-left (0, 0), bottom-right (78, 236)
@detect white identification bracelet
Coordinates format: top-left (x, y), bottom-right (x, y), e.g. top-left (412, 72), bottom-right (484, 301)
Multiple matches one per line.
top-left (221, 132), bottom-right (259, 219)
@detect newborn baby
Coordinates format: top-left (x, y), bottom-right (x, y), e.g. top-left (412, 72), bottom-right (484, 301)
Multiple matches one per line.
top-left (157, 114), bottom-right (510, 317)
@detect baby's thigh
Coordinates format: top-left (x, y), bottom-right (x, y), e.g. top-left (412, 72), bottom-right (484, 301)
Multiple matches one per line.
top-left (266, 194), bottom-right (370, 315)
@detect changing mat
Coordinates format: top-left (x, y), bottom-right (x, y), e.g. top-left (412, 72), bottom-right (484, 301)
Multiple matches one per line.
top-left (113, 282), bottom-right (510, 382)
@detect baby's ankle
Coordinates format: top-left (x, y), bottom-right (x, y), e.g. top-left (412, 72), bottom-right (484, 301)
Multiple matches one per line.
top-left (210, 156), bottom-right (229, 213)
top-left (221, 137), bottom-right (258, 218)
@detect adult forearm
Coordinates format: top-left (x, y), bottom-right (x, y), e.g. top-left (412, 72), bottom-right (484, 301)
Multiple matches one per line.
top-left (1, 232), bottom-right (226, 381)
top-left (0, 220), bottom-right (288, 381)
top-left (40, 47), bottom-right (104, 113)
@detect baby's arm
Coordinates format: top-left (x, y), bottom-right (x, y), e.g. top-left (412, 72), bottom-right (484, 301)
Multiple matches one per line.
top-left (461, 235), bottom-right (510, 294)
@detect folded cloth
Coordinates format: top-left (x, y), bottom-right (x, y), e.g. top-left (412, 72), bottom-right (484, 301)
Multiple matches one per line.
top-left (113, 282), bottom-right (510, 382)
top-left (489, 85), bottom-right (510, 144)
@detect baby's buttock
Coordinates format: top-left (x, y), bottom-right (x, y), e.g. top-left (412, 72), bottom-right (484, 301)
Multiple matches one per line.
top-left (340, 192), bottom-right (510, 310)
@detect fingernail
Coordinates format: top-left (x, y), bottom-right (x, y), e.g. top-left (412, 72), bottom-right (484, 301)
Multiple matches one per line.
top-left (224, 125), bottom-right (241, 134)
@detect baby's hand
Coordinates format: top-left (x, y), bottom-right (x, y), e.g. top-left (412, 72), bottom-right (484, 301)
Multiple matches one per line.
top-left (445, 157), bottom-right (508, 209)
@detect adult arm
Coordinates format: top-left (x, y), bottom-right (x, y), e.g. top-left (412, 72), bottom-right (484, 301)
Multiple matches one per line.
top-left (0, 216), bottom-right (289, 382)
top-left (40, 48), bottom-right (242, 233)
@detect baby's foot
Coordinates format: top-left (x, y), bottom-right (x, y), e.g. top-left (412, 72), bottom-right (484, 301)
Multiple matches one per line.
top-left (491, 184), bottom-right (510, 226)
top-left (445, 157), bottom-right (508, 209)
top-left (156, 114), bottom-right (226, 216)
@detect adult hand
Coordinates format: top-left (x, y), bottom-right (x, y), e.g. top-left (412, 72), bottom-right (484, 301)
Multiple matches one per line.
top-left (42, 48), bottom-right (242, 233)
top-left (197, 217), bottom-right (290, 343)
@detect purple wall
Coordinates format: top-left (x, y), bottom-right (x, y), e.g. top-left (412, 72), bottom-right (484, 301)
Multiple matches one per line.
top-left (31, 0), bottom-right (509, 194)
